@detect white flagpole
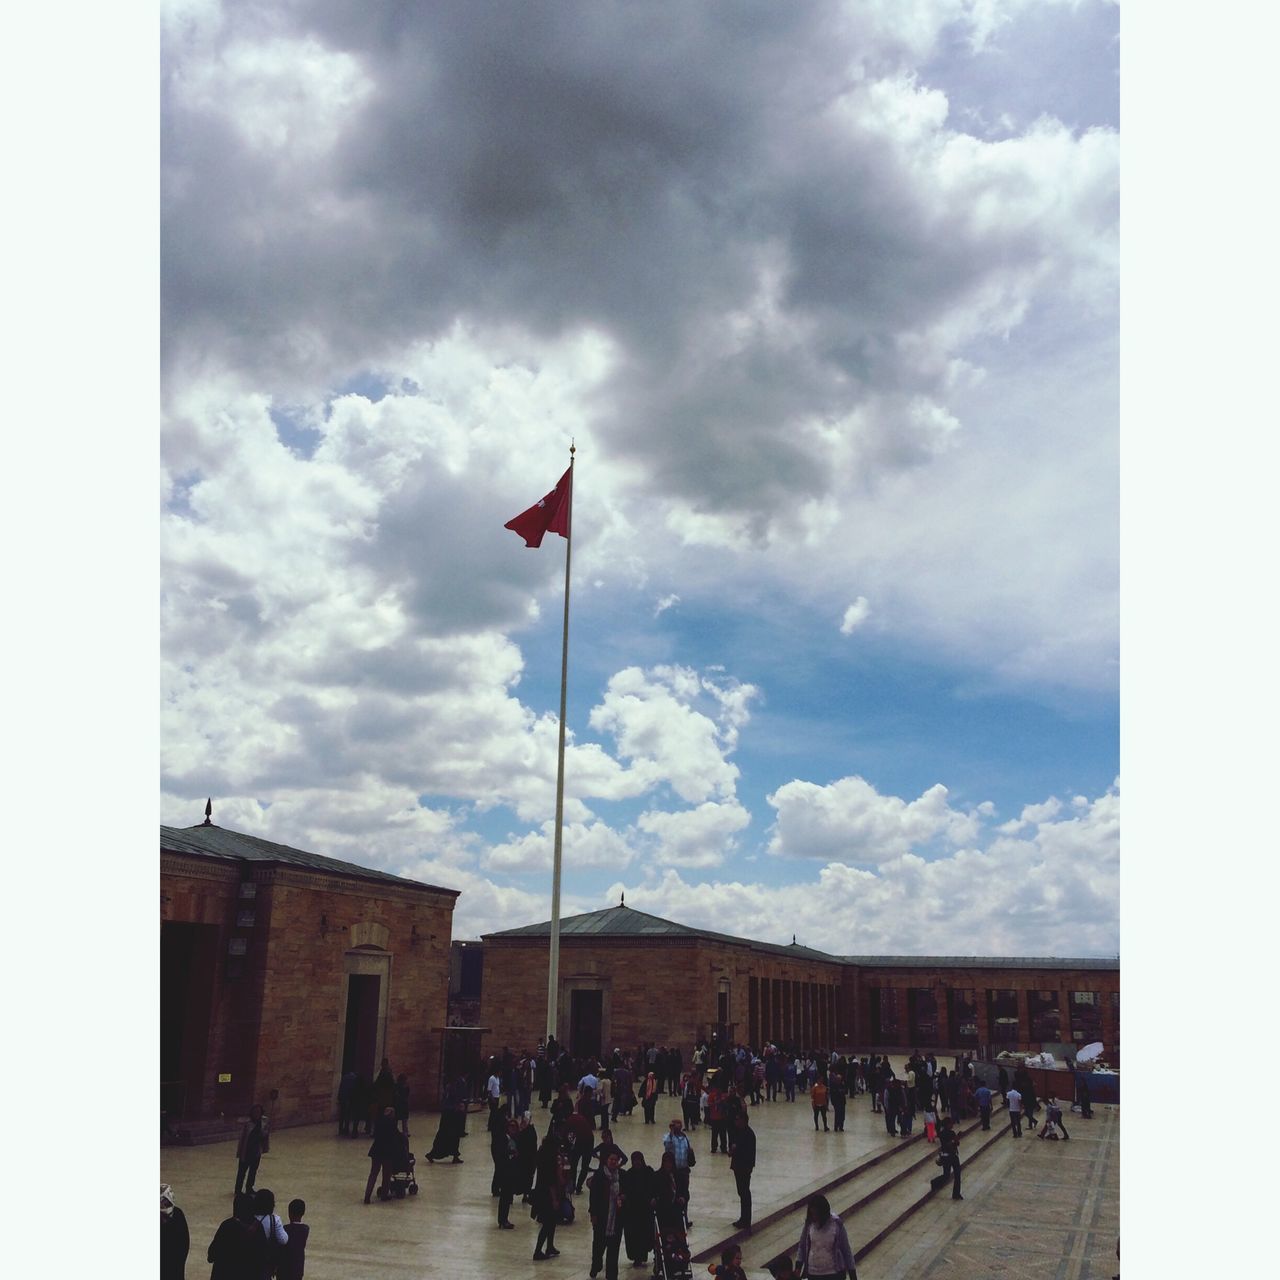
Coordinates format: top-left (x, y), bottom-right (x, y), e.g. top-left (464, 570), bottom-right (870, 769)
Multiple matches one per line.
top-left (546, 442), bottom-right (575, 1044)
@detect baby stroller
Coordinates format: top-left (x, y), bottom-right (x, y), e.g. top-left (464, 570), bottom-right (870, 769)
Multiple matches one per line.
top-left (380, 1130), bottom-right (419, 1199)
top-left (651, 1210), bottom-right (693, 1280)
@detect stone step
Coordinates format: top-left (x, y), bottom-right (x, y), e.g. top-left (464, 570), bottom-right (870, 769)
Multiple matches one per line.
top-left (691, 1104), bottom-right (1009, 1271)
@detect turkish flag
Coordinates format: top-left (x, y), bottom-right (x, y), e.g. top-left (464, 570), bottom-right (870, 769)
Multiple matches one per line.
top-left (503, 467), bottom-right (572, 547)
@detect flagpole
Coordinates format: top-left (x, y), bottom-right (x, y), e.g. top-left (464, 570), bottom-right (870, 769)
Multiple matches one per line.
top-left (546, 442), bottom-right (574, 1045)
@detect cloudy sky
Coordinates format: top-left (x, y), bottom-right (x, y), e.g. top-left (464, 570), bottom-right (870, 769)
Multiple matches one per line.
top-left (160, 0), bottom-right (1120, 956)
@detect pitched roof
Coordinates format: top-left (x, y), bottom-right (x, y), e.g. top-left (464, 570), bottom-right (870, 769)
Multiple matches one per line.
top-left (160, 823), bottom-right (459, 896)
top-left (484, 903), bottom-right (844, 964)
top-left (484, 904), bottom-right (1118, 970)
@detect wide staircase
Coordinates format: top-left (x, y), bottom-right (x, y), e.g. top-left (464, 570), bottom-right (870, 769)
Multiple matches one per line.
top-left (692, 1102), bottom-right (1009, 1272)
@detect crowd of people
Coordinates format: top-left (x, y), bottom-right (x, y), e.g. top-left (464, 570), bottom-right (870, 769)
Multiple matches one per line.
top-left (161, 1182), bottom-right (309, 1280)
top-left (424, 1038), bottom-right (1014, 1277)
top-left (161, 1039), bottom-right (1097, 1279)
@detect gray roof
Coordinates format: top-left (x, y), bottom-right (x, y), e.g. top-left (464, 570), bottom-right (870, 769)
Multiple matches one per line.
top-left (160, 823), bottom-right (459, 896)
top-left (484, 905), bottom-right (1117, 970)
top-left (486, 904), bottom-right (855, 965)
top-left (839, 955), bottom-right (1119, 971)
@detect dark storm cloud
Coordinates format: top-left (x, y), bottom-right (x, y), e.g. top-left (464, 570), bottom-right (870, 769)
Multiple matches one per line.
top-left (164, 1), bottom-right (1115, 519)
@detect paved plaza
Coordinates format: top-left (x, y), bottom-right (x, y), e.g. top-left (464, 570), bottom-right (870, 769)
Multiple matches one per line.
top-left (162, 1068), bottom-right (1118, 1279)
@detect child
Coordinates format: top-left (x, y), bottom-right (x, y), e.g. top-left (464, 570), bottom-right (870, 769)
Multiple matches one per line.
top-left (924, 1107), bottom-right (938, 1143)
top-left (708, 1244), bottom-right (747, 1279)
top-left (280, 1198), bottom-right (309, 1280)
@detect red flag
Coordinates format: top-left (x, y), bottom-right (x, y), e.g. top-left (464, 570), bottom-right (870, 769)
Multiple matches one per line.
top-left (504, 467), bottom-right (572, 547)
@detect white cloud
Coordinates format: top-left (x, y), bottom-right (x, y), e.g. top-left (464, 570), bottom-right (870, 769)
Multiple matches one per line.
top-left (654, 594), bottom-right (680, 617)
top-left (484, 820), bottom-right (637, 875)
top-left (998, 795), bottom-right (1064, 834)
top-left (767, 775), bottom-right (987, 864)
top-left (588, 666), bottom-right (757, 805)
top-left (637, 800), bottom-right (752, 869)
top-left (613, 781), bottom-right (1119, 956)
top-left (840, 596), bottom-right (872, 634)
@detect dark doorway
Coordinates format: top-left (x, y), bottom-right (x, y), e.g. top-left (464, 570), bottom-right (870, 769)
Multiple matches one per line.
top-left (160, 922), bottom-right (218, 1121)
top-left (569, 989), bottom-right (602, 1060)
top-left (342, 974), bottom-right (381, 1080)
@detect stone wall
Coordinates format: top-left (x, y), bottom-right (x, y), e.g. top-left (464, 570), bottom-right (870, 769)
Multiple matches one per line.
top-left (479, 935), bottom-right (1118, 1062)
top-left (162, 852), bottom-right (457, 1126)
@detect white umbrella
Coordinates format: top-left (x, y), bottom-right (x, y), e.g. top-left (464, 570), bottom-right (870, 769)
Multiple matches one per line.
top-left (1076, 1041), bottom-right (1104, 1064)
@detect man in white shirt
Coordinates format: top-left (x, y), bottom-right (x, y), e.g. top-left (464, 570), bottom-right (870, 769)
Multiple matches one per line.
top-left (1007, 1086), bottom-right (1023, 1137)
top-left (487, 1068), bottom-right (502, 1117)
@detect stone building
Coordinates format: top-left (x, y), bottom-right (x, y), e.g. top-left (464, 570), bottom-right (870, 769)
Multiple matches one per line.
top-left (480, 903), bottom-right (1119, 1061)
top-left (161, 814), bottom-right (458, 1128)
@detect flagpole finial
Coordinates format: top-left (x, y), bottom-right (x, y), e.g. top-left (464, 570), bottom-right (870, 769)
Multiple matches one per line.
top-left (570, 439), bottom-right (575, 458)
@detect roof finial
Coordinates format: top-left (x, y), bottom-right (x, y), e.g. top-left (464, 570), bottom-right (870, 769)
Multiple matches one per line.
top-left (792, 934), bottom-right (796, 946)
top-left (620, 890), bottom-right (625, 907)
top-left (203, 797), bottom-right (213, 826)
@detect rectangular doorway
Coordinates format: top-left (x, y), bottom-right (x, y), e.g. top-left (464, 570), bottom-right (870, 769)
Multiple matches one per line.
top-left (342, 974), bottom-right (381, 1080)
top-left (569, 989), bottom-right (602, 1060)
top-left (160, 921), bottom-right (218, 1120)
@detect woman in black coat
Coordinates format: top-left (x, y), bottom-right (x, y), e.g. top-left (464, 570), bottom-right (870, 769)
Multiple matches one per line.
top-left (531, 1132), bottom-right (566, 1261)
top-left (621, 1152), bottom-right (657, 1268)
top-left (160, 1184), bottom-right (189, 1280)
top-left (207, 1194), bottom-right (263, 1280)
top-left (364, 1105), bottom-right (401, 1203)
top-left (654, 1151), bottom-right (687, 1235)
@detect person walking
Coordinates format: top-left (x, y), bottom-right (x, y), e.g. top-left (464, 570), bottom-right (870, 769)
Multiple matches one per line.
top-left (160, 1184), bottom-right (190, 1280)
top-left (681, 1071), bottom-right (702, 1131)
top-left (642, 1072), bottom-right (660, 1124)
top-left (1078, 1074), bottom-right (1094, 1119)
top-left (251, 1189), bottom-right (288, 1280)
top-left (425, 1075), bottom-right (467, 1164)
top-left (234, 1104), bottom-right (269, 1196)
top-left (621, 1151), bottom-right (657, 1270)
top-left (883, 1078), bottom-right (899, 1136)
top-left (930, 1117), bottom-right (962, 1199)
top-left (364, 1104), bottom-right (401, 1203)
top-left (279, 1200), bottom-right (309, 1280)
top-left (1007, 1086), bottom-right (1024, 1137)
top-left (588, 1150), bottom-right (626, 1280)
top-left (708, 1077), bottom-right (728, 1153)
top-left (207, 1194), bottom-right (262, 1280)
top-left (811, 1075), bottom-right (830, 1131)
top-left (495, 1116), bottom-right (521, 1229)
top-left (729, 1110), bottom-right (756, 1229)
top-left (1040, 1097), bottom-right (1070, 1140)
top-left (662, 1117), bottom-right (696, 1228)
top-left (795, 1194), bottom-right (857, 1280)
top-left (337, 1070), bottom-right (358, 1136)
top-left (830, 1070), bottom-right (847, 1132)
top-left (655, 1150), bottom-right (688, 1245)
top-left (393, 1073), bottom-right (411, 1136)
top-left (531, 1131), bottom-right (567, 1262)
top-left (899, 1078), bottom-right (915, 1137)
